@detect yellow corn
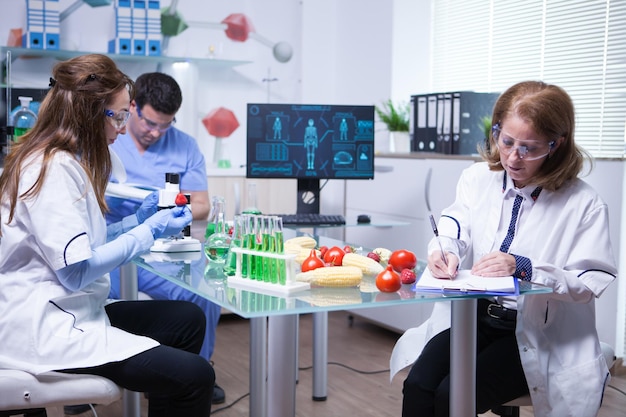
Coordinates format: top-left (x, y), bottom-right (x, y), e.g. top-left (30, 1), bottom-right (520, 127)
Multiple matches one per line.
top-left (295, 266), bottom-right (362, 287)
top-left (342, 253), bottom-right (384, 275)
top-left (284, 236), bottom-right (317, 249)
top-left (294, 248), bottom-right (321, 264)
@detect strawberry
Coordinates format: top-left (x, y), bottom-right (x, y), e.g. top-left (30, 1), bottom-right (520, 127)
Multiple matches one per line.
top-left (366, 252), bottom-right (381, 263)
top-left (400, 268), bottom-right (417, 285)
top-left (175, 193), bottom-right (188, 207)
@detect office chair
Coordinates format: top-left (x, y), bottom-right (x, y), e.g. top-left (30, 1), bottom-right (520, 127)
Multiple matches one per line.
top-left (0, 369), bottom-right (121, 417)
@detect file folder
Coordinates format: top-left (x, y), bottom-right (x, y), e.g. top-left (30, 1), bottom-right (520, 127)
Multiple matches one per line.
top-left (132, 0), bottom-right (147, 55)
top-left (411, 94), bottom-right (438, 152)
top-left (436, 93), bottom-right (452, 154)
top-left (450, 91), bottom-right (500, 155)
top-left (43, 0), bottom-right (60, 50)
top-left (146, 0), bottom-right (161, 56)
top-left (23, 0), bottom-right (45, 49)
top-left (109, 0), bottom-right (133, 54)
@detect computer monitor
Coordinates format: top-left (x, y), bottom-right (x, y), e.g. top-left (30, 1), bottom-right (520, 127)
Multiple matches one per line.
top-left (246, 103), bottom-right (375, 214)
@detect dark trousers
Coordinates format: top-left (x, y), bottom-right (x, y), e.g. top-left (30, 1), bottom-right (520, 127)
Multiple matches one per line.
top-left (402, 299), bottom-right (529, 417)
top-left (61, 300), bottom-right (214, 417)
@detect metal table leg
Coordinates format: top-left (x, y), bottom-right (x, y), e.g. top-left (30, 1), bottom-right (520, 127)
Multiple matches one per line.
top-left (267, 315), bottom-right (298, 417)
top-left (450, 298), bottom-right (477, 417)
top-left (312, 311), bottom-right (328, 401)
top-left (119, 263), bottom-right (141, 417)
top-left (249, 317), bottom-right (268, 417)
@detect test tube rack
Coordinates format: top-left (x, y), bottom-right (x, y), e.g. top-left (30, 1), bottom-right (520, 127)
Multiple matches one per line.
top-left (226, 247), bottom-right (310, 296)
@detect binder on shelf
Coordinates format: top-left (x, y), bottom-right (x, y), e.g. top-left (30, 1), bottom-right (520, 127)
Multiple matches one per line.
top-left (411, 94), bottom-right (438, 152)
top-left (408, 97), bottom-right (415, 151)
top-left (43, 0), bottom-right (60, 50)
top-left (146, 0), bottom-right (162, 56)
top-left (131, 0), bottom-right (147, 55)
top-left (450, 91), bottom-right (500, 155)
top-left (436, 93), bottom-right (452, 154)
top-left (109, 0), bottom-right (133, 55)
top-left (23, 0), bottom-right (45, 49)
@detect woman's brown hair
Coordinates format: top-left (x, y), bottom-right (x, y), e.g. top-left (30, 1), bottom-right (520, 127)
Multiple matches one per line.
top-left (0, 54), bottom-right (134, 227)
top-left (479, 80), bottom-right (591, 191)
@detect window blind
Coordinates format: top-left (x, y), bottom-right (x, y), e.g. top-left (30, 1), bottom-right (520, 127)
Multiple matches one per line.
top-left (431, 0), bottom-right (626, 158)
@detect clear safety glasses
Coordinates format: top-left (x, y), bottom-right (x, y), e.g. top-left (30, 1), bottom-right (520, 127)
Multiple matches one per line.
top-left (105, 109), bottom-right (131, 130)
top-left (493, 124), bottom-right (555, 161)
top-left (136, 107), bottom-right (176, 133)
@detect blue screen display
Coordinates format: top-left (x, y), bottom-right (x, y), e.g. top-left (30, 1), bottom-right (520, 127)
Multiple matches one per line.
top-left (246, 103), bottom-right (375, 180)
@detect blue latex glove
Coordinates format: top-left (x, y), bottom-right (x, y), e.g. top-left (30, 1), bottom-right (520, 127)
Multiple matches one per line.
top-left (136, 191), bottom-right (159, 224)
top-left (144, 206), bottom-right (193, 239)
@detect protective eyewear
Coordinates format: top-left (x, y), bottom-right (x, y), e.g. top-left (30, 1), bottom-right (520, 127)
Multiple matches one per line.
top-left (136, 107), bottom-right (176, 133)
top-left (105, 109), bottom-right (131, 130)
top-left (493, 124), bottom-right (555, 161)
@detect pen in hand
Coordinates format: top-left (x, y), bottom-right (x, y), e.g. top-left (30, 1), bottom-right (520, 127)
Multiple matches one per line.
top-left (429, 214), bottom-right (453, 279)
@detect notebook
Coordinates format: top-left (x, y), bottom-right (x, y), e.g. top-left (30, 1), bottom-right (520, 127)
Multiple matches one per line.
top-left (416, 269), bottom-right (518, 295)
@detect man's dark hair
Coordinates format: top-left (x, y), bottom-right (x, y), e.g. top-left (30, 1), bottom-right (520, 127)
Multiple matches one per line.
top-left (134, 72), bottom-right (182, 115)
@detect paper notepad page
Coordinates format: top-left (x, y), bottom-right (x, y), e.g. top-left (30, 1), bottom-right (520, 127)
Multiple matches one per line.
top-left (416, 269), bottom-right (518, 294)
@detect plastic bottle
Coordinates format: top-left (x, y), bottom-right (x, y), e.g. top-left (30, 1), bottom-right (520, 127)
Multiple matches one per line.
top-left (12, 96), bottom-right (37, 140)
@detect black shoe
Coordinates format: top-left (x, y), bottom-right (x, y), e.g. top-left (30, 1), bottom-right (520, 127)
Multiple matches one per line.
top-left (63, 404), bottom-right (93, 415)
top-left (212, 383), bottom-right (225, 404)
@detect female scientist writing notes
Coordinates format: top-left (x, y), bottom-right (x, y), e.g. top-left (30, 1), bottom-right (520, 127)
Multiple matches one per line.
top-left (402, 81), bottom-right (617, 417)
top-left (0, 54), bottom-right (214, 416)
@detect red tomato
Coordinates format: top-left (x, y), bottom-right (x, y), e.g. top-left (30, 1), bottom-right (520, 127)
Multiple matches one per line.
top-left (389, 249), bottom-right (417, 272)
top-left (175, 193), bottom-right (188, 206)
top-left (301, 249), bottom-right (325, 272)
top-left (343, 245), bottom-right (354, 254)
top-left (375, 265), bottom-right (401, 292)
top-left (323, 246), bottom-right (345, 266)
top-left (319, 245), bottom-right (329, 258)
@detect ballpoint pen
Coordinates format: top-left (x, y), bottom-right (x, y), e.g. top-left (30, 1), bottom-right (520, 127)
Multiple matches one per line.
top-left (429, 214), bottom-right (453, 279)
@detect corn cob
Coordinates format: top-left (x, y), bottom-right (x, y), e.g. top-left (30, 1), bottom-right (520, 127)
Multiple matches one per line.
top-left (295, 266), bottom-right (363, 287)
top-left (284, 236), bottom-right (317, 249)
top-left (294, 247), bottom-right (321, 264)
top-left (342, 252), bottom-right (384, 275)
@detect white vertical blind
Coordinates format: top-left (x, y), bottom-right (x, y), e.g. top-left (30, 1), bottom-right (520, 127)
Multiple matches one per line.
top-left (431, 0), bottom-right (626, 158)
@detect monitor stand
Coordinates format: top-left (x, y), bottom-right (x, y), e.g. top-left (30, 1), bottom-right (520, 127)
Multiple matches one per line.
top-left (297, 178), bottom-right (320, 214)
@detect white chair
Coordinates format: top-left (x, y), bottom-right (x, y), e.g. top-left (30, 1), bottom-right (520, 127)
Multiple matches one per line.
top-left (0, 369), bottom-right (121, 417)
top-left (491, 342), bottom-right (616, 417)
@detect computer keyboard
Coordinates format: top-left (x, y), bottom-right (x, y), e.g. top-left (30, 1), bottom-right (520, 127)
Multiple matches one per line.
top-left (270, 213), bottom-right (346, 226)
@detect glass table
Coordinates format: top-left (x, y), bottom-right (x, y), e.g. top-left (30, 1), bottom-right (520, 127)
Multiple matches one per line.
top-left (122, 232), bottom-right (551, 417)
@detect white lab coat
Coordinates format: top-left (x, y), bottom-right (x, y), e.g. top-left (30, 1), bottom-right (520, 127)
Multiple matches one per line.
top-left (0, 152), bottom-right (158, 374)
top-left (392, 162), bottom-right (617, 417)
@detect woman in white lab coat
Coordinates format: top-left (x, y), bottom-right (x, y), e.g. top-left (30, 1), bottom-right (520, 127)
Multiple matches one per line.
top-left (401, 81), bottom-right (617, 417)
top-left (0, 54), bottom-right (214, 416)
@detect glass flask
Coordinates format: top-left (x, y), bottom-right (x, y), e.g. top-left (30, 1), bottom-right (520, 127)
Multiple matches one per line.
top-left (205, 211), bottom-right (231, 263)
top-left (205, 195), bottom-right (226, 240)
top-left (12, 96), bottom-right (37, 140)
